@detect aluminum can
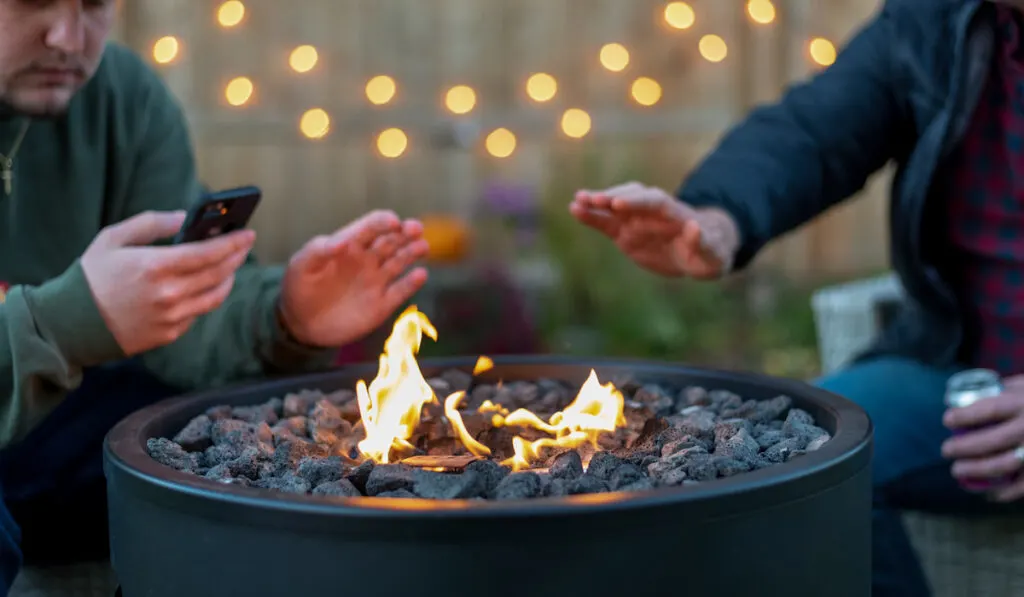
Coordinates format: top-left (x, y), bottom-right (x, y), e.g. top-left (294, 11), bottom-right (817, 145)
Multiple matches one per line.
top-left (945, 368), bottom-right (1009, 491)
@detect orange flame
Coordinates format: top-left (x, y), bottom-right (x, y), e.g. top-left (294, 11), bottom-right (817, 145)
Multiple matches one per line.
top-left (354, 306), bottom-right (626, 471)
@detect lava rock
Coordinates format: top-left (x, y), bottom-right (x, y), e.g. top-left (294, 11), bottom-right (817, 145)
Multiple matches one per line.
top-left (231, 399), bottom-right (281, 425)
top-left (202, 443), bottom-right (244, 467)
top-left (465, 459), bottom-right (509, 493)
top-left (709, 390), bottom-right (744, 412)
top-left (308, 400), bottom-right (352, 444)
top-left (227, 447), bottom-right (273, 480)
top-left (755, 430), bottom-right (786, 450)
top-left (296, 456), bottom-right (346, 487)
top-left (544, 477), bottom-right (570, 497)
top-left (549, 451), bottom-right (584, 481)
top-left (274, 416), bottom-right (309, 437)
top-left (661, 436), bottom-right (702, 458)
top-left (569, 474), bottom-right (609, 495)
top-left (441, 369), bottom-right (474, 393)
top-left (204, 464), bottom-right (234, 482)
top-left (427, 378), bottom-right (452, 397)
top-left (669, 409), bottom-right (717, 441)
top-left (365, 464), bottom-right (415, 496)
top-left (634, 384), bottom-right (675, 416)
top-left (761, 437), bottom-right (807, 464)
top-left (586, 452), bottom-right (625, 481)
top-left (283, 391), bottom-right (319, 418)
top-left (750, 395), bottom-right (793, 423)
top-left (255, 474), bottom-right (310, 495)
top-left (714, 457), bottom-right (753, 477)
top-left (719, 400), bottom-right (759, 420)
top-left (324, 389), bottom-right (356, 407)
top-left (173, 415), bottom-right (213, 452)
top-left (715, 428), bottom-right (760, 466)
top-left (609, 463), bottom-right (645, 490)
top-left (204, 405), bottom-right (233, 420)
top-left (273, 440), bottom-right (329, 474)
top-left (312, 479), bottom-right (363, 497)
top-left (807, 434), bottom-right (831, 451)
top-left (413, 469), bottom-right (486, 500)
top-left (345, 460), bottom-right (375, 493)
top-left (147, 438), bottom-right (200, 473)
top-left (679, 386), bottom-right (712, 409)
top-left (493, 472), bottom-right (543, 500)
top-left (211, 419), bottom-right (273, 448)
top-left (619, 477), bottom-right (655, 492)
top-left (714, 418), bottom-right (753, 442)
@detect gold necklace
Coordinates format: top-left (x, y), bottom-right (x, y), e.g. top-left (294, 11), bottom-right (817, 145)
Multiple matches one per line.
top-left (0, 120), bottom-right (30, 196)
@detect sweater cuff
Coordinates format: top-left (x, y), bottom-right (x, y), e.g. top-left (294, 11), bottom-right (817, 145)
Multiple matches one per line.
top-left (258, 288), bottom-right (338, 373)
top-left (22, 260), bottom-right (125, 368)
top-left (676, 189), bottom-right (762, 272)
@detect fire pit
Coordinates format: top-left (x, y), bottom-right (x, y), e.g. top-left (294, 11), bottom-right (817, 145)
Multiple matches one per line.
top-left (104, 308), bottom-right (872, 597)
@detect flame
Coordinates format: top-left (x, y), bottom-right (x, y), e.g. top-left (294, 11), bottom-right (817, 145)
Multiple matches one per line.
top-left (494, 370), bottom-right (627, 471)
top-left (355, 306), bottom-right (438, 463)
top-left (443, 391), bottom-right (492, 457)
top-left (354, 306), bottom-right (626, 471)
top-left (473, 356), bottom-right (494, 375)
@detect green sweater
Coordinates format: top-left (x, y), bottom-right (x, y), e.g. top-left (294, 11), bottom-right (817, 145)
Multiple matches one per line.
top-left (0, 43), bottom-right (336, 449)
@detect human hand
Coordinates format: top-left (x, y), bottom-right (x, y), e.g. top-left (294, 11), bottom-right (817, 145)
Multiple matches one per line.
top-left (942, 375), bottom-right (1024, 501)
top-left (277, 209), bottom-right (429, 348)
top-left (569, 182), bottom-right (739, 279)
top-left (81, 210), bottom-right (255, 356)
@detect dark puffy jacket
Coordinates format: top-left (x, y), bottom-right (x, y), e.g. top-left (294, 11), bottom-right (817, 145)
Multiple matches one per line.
top-left (678, 0), bottom-right (996, 367)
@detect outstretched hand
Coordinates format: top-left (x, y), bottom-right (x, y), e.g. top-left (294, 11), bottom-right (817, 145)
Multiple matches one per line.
top-left (570, 182), bottom-right (738, 279)
top-left (277, 210), bottom-right (429, 348)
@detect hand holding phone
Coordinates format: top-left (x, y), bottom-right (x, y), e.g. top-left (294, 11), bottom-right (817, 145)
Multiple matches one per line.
top-left (173, 185), bottom-right (262, 244)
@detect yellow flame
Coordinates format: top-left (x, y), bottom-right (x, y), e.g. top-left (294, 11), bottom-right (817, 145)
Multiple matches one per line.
top-left (355, 306), bottom-right (438, 463)
top-left (494, 370), bottom-right (626, 471)
top-left (473, 356), bottom-right (494, 375)
top-left (443, 391), bottom-right (492, 458)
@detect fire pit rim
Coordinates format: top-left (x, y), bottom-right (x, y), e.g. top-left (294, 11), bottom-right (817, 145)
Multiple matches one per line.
top-left (104, 355), bottom-right (871, 519)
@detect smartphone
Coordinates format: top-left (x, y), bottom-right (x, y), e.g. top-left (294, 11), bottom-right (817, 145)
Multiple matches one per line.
top-left (173, 185), bottom-right (261, 244)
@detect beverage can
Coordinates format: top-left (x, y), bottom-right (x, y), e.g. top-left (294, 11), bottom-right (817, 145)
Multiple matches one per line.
top-left (944, 368), bottom-right (1009, 492)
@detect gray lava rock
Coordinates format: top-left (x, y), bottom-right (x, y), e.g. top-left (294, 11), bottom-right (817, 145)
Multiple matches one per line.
top-left (313, 478), bottom-right (363, 497)
top-left (272, 440), bottom-right (329, 474)
top-left (283, 390), bottom-right (319, 417)
top-left (761, 437), bottom-right (807, 464)
top-left (549, 450), bottom-right (584, 480)
top-left (323, 389), bottom-right (357, 407)
top-left (714, 418), bottom-right (753, 442)
top-left (679, 386), bottom-right (711, 408)
top-left (255, 473), bottom-right (310, 494)
top-left (669, 409), bottom-right (717, 440)
top-left (345, 460), bottom-right (375, 494)
top-left (205, 405), bottom-right (233, 420)
top-left (172, 415), bottom-right (213, 452)
top-left (715, 428), bottom-right (760, 465)
top-left (544, 477), bottom-right (570, 497)
top-left (202, 443), bottom-right (244, 467)
top-left (465, 459), bottom-right (510, 493)
top-left (634, 384), bottom-right (675, 415)
top-left (365, 464), bottom-right (415, 496)
top-left (147, 438), bottom-right (200, 473)
top-left (273, 416), bottom-right (309, 438)
top-left (618, 477), bottom-right (656, 492)
top-left (807, 433), bottom-right (831, 451)
top-left (377, 489), bottom-right (417, 499)
top-left (750, 395), bottom-right (793, 423)
top-left (231, 399), bottom-right (281, 425)
top-left (713, 457), bottom-right (753, 477)
top-left (441, 369), bottom-right (474, 393)
top-left (226, 446), bottom-right (273, 480)
top-left (569, 474), bottom-right (609, 495)
top-left (661, 437), bottom-right (701, 458)
top-left (493, 472), bottom-right (543, 500)
top-left (308, 400), bottom-right (352, 444)
top-left (755, 430), bottom-right (786, 450)
top-left (413, 469), bottom-right (486, 500)
top-left (586, 452), bottom-right (625, 481)
top-left (609, 463), bottom-right (645, 490)
top-left (296, 456), bottom-right (346, 487)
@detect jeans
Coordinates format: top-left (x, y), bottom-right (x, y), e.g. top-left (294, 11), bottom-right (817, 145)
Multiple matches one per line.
top-left (817, 356), bottom-right (1024, 597)
top-left (0, 360), bottom-right (181, 597)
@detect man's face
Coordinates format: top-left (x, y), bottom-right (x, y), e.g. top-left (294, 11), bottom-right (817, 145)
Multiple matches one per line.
top-left (0, 0), bottom-right (116, 118)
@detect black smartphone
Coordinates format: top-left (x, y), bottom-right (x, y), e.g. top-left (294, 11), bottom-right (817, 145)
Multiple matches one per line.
top-left (173, 185), bottom-right (261, 244)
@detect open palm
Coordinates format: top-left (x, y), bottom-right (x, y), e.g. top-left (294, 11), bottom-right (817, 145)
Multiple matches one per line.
top-left (278, 210), bottom-right (430, 348)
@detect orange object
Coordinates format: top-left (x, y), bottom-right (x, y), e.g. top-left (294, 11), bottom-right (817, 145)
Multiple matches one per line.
top-left (419, 215), bottom-right (471, 263)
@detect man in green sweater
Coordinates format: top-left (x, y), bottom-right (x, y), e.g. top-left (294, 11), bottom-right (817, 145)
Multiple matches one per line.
top-left (0, 1), bottom-right (430, 591)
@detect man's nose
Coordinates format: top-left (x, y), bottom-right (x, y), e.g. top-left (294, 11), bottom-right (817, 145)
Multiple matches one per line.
top-left (44, 2), bottom-right (87, 55)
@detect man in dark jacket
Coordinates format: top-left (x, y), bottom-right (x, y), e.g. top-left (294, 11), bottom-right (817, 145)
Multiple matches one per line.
top-left (572, 0), bottom-right (1024, 595)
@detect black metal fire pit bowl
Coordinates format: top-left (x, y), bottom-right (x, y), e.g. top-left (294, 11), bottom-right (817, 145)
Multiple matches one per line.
top-left (104, 356), bottom-right (872, 597)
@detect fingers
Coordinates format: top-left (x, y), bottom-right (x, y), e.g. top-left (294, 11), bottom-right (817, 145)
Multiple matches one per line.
top-left (992, 474), bottom-right (1024, 502)
top-left (99, 210), bottom-right (187, 248)
top-left (333, 210), bottom-right (403, 252)
top-left (380, 239), bottom-right (430, 280)
top-left (146, 229), bottom-right (255, 275)
top-left (380, 267), bottom-right (429, 315)
top-left (569, 203), bottom-right (619, 238)
top-left (165, 275), bottom-right (236, 325)
top-left (942, 417), bottom-right (1024, 459)
top-left (950, 448), bottom-right (1024, 482)
top-left (944, 394), bottom-right (1024, 430)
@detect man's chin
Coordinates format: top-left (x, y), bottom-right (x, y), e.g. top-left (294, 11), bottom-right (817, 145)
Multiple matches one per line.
top-left (2, 89), bottom-right (75, 118)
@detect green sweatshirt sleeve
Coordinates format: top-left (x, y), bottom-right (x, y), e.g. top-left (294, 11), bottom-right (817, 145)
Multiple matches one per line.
top-left (0, 263), bottom-right (125, 447)
top-left (111, 46), bottom-right (338, 391)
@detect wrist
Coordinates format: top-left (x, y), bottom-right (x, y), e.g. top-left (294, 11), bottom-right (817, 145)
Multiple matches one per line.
top-left (694, 207), bottom-right (741, 275)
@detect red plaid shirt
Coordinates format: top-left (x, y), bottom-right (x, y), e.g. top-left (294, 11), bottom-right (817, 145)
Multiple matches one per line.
top-left (941, 6), bottom-right (1024, 375)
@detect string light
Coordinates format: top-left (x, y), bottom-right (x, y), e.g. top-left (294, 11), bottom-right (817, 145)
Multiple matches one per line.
top-left (485, 128), bottom-right (516, 158)
top-left (152, 36), bottom-right (180, 64)
top-left (560, 109), bottom-right (592, 139)
top-left (216, 1), bottom-right (245, 28)
top-left (525, 73), bottom-right (557, 103)
top-left (224, 76), bottom-right (253, 106)
top-left (444, 85), bottom-right (477, 115)
top-left (300, 108), bottom-right (330, 139)
top-left (809, 37), bottom-right (837, 66)
top-left (630, 77), bottom-right (662, 107)
top-left (599, 43), bottom-right (630, 72)
top-left (746, 0), bottom-right (776, 25)
top-left (663, 2), bottom-right (696, 30)
top-left (699, 35), bottom-right (728, 62)
top-left (289, 45), bottom-right (318, 73)
top-left (366, 75), bottom-right (397, 105)
top-left (377, 128), bottom-right (408, 158)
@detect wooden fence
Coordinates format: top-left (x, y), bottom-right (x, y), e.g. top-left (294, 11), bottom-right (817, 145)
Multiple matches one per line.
top-left (116, 0), bottom-right (888, 278)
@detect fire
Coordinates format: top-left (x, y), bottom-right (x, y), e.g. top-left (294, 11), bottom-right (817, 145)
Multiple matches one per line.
top-left (355, 306), bottom-right (438, 463)
top-left (355, 306), bottom-right (626, 470)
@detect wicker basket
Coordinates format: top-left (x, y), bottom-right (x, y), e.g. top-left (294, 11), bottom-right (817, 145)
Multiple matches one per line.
top-left (813, 274), bottom-right (1024, 597)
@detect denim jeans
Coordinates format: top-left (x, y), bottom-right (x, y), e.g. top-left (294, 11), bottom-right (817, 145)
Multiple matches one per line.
top-left (0, 360), bottom-right (181, 597)
top-left (817, 356), bottom-right (1024, 597)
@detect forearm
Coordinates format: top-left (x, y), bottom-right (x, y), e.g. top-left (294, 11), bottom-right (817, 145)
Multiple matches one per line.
top-left (0, 262), bottom-right (124, 448)
top-left (139, 261), bottom-right (338, 392)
